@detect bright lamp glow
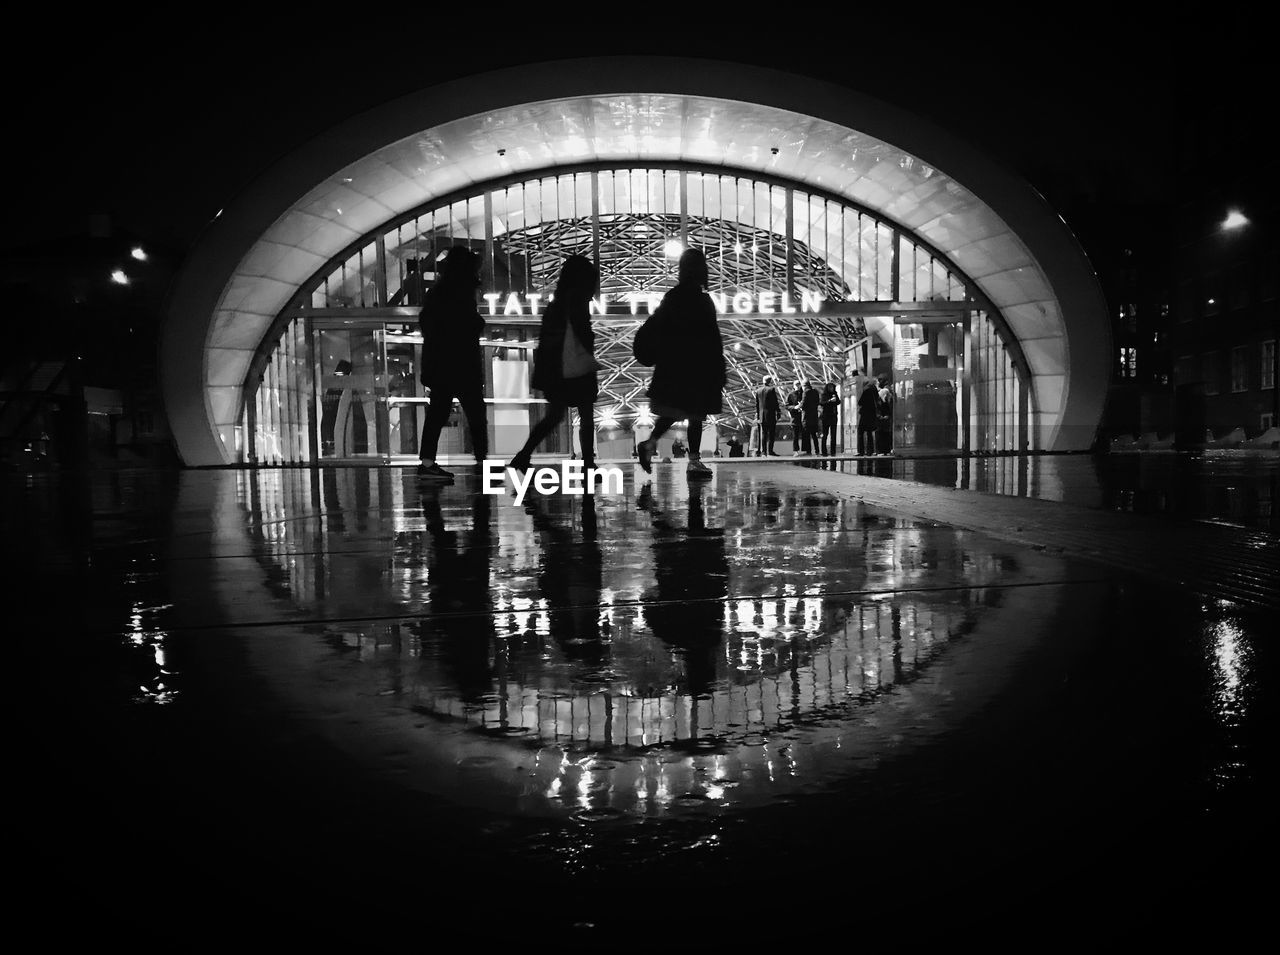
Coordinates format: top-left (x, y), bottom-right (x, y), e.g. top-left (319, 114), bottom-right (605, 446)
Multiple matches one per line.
top-left (110, 270), bottom-right (129, 285)
top-left (130, 246), bottom-right (147, 261)
top-left (1222, 210), bottom-right (1248, 231)
top-left (662, 239), bottom-right (684, 259)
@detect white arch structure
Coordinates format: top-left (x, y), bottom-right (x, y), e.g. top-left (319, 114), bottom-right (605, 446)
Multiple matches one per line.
top-left (162, 57), bottom-right (1109, 465)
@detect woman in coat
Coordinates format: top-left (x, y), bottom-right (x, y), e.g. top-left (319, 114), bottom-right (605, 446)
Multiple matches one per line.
top-left (508, 255), bottom-right (600, 471)
top-left (857, 378), bottom-right (882, 455)
top-left (634, 248), bottom-right (726, 479)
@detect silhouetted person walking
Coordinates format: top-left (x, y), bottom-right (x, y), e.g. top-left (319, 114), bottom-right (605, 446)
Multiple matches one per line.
top-left (820, 381), bottom-right (840, 455)
top-left (633, 248), bottom-right (726, 480)
top-left (508, 255), bottom-right (599, 472)
top-left (857, 378), bottom-right (881, 455)
top-left (417, 247), bottom-right (487, 481)
top-left (755, 376), bottom-right (780, 456)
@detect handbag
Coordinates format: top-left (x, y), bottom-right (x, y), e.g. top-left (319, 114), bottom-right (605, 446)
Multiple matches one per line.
top-left (561, 320), bottom-right (599, 379)
top-left (632, 311), bottom-right (663, 366)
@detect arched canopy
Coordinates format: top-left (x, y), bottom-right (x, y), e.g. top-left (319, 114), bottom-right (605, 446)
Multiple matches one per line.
top-left (163, 57), bottom-right (1109, 464)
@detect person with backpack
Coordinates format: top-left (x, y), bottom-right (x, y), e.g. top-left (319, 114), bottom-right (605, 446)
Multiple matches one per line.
top-left (416, 247), bottom-right (488, 482)
top-left (632, 248), bottom-right (726, 480)
top-left (507, 255), bottom-right (599, 473)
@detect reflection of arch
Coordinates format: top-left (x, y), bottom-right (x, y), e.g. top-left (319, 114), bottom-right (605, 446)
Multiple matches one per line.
top-left (163, 58), bottom-right (1109, 464)
top-left (187, 468), bottom-right (1083, 817)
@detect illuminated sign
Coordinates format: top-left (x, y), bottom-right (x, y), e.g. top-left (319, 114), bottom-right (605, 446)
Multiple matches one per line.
top-left (481, 289), bottom-right (824, 317)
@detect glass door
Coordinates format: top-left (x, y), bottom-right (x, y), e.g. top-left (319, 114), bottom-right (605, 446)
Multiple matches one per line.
top-left (892, 316), bottom-right (966, 454)
top-left (316, 325), bottom-right (387, 460)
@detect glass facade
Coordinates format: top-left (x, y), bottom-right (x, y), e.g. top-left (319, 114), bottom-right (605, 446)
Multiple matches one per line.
top-left (244, 165), bottom-right (1028, 464)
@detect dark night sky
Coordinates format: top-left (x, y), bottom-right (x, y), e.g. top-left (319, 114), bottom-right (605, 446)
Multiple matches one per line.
top-left (2, 21), bottom-right (1267, 256)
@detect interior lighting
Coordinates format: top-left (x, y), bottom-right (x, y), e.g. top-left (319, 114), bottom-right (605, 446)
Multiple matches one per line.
top-left (130, 247), bottom-right (147, 261)
top-left (662, 239), bottom-right (684, 259)
top-left (1222, 210), bottom-right (1249, 231)
top-left (110, 270), bottom-right (129, 285)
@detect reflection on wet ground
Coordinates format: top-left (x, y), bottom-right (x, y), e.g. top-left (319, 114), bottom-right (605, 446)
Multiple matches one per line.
top-left (824, 451), bottom-right (1279, 531)
top-left (6, 464), bottom-right (1276, 938)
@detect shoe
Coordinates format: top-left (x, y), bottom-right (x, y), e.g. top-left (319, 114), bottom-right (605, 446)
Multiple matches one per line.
top-left (686, 459), bottom-right (713, 480)
top-left (792, 451), bottom-right (803, 457)
top-left (638, 439), bottom-right (655, 474)
top-left (416, 462), bottom-right (454, 482)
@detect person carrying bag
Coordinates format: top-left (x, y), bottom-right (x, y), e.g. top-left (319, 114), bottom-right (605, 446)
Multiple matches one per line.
top-left (508, 255), bottom-right (601, 472)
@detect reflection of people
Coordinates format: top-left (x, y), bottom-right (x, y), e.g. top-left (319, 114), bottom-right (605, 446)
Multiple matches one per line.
top-left (417, 486), bottom-right (495, 702)
top-left (727, 437), bottom-right (744, 458)
top-left (509, 255), bottom-right (599, 472)
top-left (786, 381), bottom-right (805, 455)
top-left (857, 379), bottom-right (881, 455)
top-left (876, 376), bottom-right (894, 454)
top-left (820, 382), bottom-right (840, 455)
top-left (634, 249), bottom-right (726, 480)
top-left (417, 247), bottom-right (488, 481)
top-left (526, 495), bottom-right (606, 668)
top-left (755, 376), bottom-right (780, 456)
top-left (639, 487), bottom-right (727, 696)
top-left (801, 381), bottom-right (821, 454)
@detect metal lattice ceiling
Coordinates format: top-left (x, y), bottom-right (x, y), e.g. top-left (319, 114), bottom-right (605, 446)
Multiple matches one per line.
top-left (498, 213), bottom-right (866, 429)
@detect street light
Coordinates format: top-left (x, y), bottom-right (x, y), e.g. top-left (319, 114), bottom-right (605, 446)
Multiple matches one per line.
top-left (1222, 210), bottom-right (1249, 231)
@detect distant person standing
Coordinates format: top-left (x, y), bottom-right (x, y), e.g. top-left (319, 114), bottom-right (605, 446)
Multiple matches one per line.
top-left (417, 247), bottom-right (488, 481)
top-left (755, 376), bottom-right (781, 456)
top-left (786, 380), bottom-right (805, 455)
top-left (801, 381), bottom-right (821, 454)
top-left (876, 376), bottom-right (894, 454)
top-left (507, 255), bottom-right (599, 473)
top-left (857, 378), bottom-right (881, 455)
top-left (633, 248), bottom-right (726, 480)
top-left (820, 382), bottom-right (840, 455)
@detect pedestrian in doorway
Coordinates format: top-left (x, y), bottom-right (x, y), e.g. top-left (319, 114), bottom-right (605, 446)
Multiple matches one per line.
top-left (857, 378), bottom-right (881, 455)
top-left (801, 381), bottom-right (821, 454)
top-left (508, 254), bottom-right (600, 473)
top-left (756, 375), bottom-right (781, 456)
top-left (633, 248), bottom-right (726, 480)
top-left (417, 246), bottom-right (488, 481)
top-left (786, 380), bottom-right (805, 455)
top-left (820, 381), bottom-right (840, 455)
top-left (876, 375), bottom-right (894, 454)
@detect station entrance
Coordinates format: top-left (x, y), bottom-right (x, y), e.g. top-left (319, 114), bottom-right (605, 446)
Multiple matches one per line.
top-left (243, 165), bottom-right (1028, 465)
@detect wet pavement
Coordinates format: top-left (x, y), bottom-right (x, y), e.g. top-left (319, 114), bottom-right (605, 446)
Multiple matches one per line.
top-left (7, 463), bottom-right (1276, 941)
top-left (824, 450), bottom-right (1279, 531)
